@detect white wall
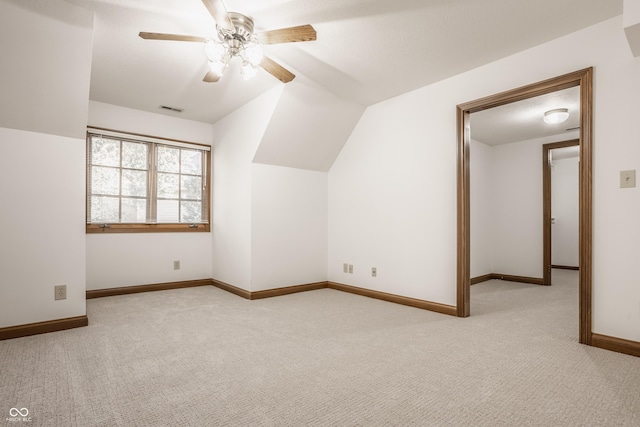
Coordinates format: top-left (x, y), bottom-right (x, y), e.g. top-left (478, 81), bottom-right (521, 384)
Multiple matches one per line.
top-left (471, 134), bottom-right (579, 278)
top-left (0, 128), bottom-right (86, 327)
top-left (86, 102), bottom-right (215, 290)
top-left (254, 82), bottom-right (365, 172)
top-left (329, 16), bottom-right (640, 342)
top-left (624, 0), bottom-right (640, 56)
top-left (489, 138), bottom-right (544, 278)
top-left (0, 0), bottom-right (91, 328)
top-left (0, 0), bottom-right (93, 139)
top-left (470, 139), bottom-right (493, 278)
top-left (552, 157), bottom-right (580, 267)
top-left (211, 87), bottom-right (283, 290)
top-left (328, 91), bottom-right (457, 304)
top-left (88, 101), bottom-right (213, 144)
top-left (251, 164), bottom-right (328, 291)
top-left (470, 134), bottom-right (579, 279)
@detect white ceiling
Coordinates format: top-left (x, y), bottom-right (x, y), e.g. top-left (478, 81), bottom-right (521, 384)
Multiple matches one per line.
top-left (471, 86), bottom-right (581, 146)
top-left (64, 0), bottom-right (621, 124)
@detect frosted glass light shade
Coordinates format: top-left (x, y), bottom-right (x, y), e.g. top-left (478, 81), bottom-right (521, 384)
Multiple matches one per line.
top-left (208, 59), bottom-right (228, 76)
top-left (543, 108), bottom-right (569, 124)
top-left (241, 62), bottom-right (258, 80)
top-left (204, 40), bottom-right (226, 62)
top-left (243, 42), bottom-right (264, 66)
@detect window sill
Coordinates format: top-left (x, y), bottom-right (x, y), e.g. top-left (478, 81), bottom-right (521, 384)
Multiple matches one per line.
top-left (86, 223), bottom-right (210, 234)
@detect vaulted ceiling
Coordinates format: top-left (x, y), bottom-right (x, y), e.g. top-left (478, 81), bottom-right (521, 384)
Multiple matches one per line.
top-left (65, 0), bottom-right (621, 124)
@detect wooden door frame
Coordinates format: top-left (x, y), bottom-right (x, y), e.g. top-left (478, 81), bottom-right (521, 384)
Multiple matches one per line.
top-left (542, 139), bottom-right (580, 286)
top-left (456, 68), bottom-right (593, 345)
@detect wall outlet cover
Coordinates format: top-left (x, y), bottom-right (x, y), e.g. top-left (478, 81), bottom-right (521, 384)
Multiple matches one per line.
top-left (54, 285), bottom-right (67, 301)
top-left (620, 170), bottom-right (636, 188)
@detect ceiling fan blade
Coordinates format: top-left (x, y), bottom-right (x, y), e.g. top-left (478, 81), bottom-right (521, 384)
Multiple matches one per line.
top-left (260, 56), bottom-right (295, 83)
top-left (139, 32), bottom-right (207, 43)
top-left (256, 25), bottom-right (317, 45)
top-left (201, 0), bottom-right (234, 31)
top-left (203, 70), bottom-right (221, 83)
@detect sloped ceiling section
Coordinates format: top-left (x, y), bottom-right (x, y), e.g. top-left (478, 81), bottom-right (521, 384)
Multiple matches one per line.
top-left (252, 80), bottom-right (365, 172)
top-left (0, 0), bottom-right (93, 139)
top-left (624, 0), bottom-right (640, 56)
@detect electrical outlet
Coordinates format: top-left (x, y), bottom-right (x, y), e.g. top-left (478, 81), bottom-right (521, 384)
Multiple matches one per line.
top-left (372, 267), bottom-right (377, 277)
top-left (348, 264), bottom-right (353, 274)
top-left (173, 260), bottom-right (180, 270)
top-left (343, 263), bottom-right (348, 273)
top-left (54, 285), bottom-right (66, 301)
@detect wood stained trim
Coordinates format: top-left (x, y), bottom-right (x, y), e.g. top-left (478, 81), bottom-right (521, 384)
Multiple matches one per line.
top-left (0, 316), bottom-right (88, 341)
top-left (578, 68), bottom-right (594, 345)
top-left (251, 282), bottom-right (328, 300)
top-left (86, 279), bottom-right (212, 299)
top-left (210, 279), bottom-right (252, 300)
top-left (87, 126), bottom-right (212, 149)
top-left (211, 278), bottom-right (457, 316)
top-left (470, 274), bottom-right (494, 285)
top-left (456, 67), bottom-right (593, 345)
top-left (471, 274), bottom-right (544, 286)
top-left (86, 223), bottom-right (211, 234)
top-left (591, 333), bottom-right (640, 358)
top-left (328, 282), bottom-right (457, 316)
top-left (493, 274), bottom-right (544, 286)
top-left (552, 265), bottom-right (579, 271)
top-left (456, 107), bottom-right (471, 317)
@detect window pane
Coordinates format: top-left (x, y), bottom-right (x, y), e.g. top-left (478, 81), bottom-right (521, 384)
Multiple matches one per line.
top-left (92, 166), bottom-right (120, 195)
top-left (157, 200), bottom-right (179, 222)
top-left (92, 138), bottom-right (120, 167)
top-left (122, 141), bottom-right (148, 169)
top-left (88, 133), bottom-right (209, 229)
top-left (157, 146), bottom-right (180, 173)
top-left (181, 175), bottom-right (202, 200)
top-left (181, 150), bottom-right (202, 175)
top-left (91, 196), bottom-right (119, 222)
top-left (157, 173), bottom-right (179, 198)
top-left (122, 169), bottom-right (147, 197)
top-left (181, 201), bottom-right (202, 223)
top-left (121, 198), bottom-right (147, 223)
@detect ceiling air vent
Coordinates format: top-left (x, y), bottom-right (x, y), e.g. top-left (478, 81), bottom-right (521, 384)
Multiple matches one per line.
top-left (160, 105), bottom-right (184, 113)
top-left (565, 126), bottom-right (580, 132)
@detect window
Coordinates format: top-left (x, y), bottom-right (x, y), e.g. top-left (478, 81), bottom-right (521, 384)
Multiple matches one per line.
top-left (86, 128), bottom-right (210, 233)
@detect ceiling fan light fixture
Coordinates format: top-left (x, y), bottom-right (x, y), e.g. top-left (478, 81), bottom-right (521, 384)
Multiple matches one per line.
top-left (241, 61), bottom-right (258, 80)
top-left (208, 58), bottom-right (228, 76)
top-left (139, 1), bottom-right (315, 84)
top-left (543, 108), bottom-right (569, 125)
top-left (242, 40), bottom-right (264, 67)
top-left (204, 39), bottom-right (227, 63)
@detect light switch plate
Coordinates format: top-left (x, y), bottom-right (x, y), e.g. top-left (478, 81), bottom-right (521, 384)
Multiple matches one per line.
top-left (620, 170), bottom-right (636, 188)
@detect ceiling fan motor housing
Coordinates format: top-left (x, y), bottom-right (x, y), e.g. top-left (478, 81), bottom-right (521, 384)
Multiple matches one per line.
top-left (219, 12), bottom-right (254, 41)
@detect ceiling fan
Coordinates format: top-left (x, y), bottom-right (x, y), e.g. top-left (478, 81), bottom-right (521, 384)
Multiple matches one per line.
top-left (139, 0), bottom-right (317, 84)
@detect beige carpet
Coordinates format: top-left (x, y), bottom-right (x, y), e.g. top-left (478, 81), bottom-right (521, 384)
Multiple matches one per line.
top-left (1, 270), bottom-right (639, 426)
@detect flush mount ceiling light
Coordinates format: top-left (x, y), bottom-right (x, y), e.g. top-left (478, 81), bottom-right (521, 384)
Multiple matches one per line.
top-left (543, 108), bottom-right (570, 125)
top-left (139, 0), bottom-right (316, 83)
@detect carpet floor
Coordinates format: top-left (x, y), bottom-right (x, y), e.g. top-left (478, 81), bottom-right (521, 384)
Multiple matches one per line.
top-left (1, 270), bottom-right (639, 426)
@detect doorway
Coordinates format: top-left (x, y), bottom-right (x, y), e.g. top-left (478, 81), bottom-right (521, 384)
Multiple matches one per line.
top-left (456, 68), bottom-right (593, 345)
top-left (543, 140), bottom-right (580, 286)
